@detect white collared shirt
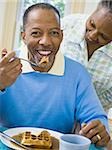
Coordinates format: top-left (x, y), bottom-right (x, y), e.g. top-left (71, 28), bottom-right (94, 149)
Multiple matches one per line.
top-left (18, 43), bottom-right (64, 76)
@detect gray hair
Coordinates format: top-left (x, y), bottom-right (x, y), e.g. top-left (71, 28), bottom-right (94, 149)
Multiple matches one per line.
top-left (98, 0), bottom-right (112, 13)
top-left (23, 3), bottom-right (60, 31)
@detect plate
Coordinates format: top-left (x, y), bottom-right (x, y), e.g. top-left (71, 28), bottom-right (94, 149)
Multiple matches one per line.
top-left (0, 127), bottom-right (63, 150)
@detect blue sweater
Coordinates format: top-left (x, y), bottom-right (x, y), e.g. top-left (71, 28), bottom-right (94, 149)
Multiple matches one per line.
top-left (0, 57), bottom-right (108, 133)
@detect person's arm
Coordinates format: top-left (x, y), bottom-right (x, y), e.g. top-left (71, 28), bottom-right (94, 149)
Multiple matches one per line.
top-left (75, 67), bottom-right (110, 147)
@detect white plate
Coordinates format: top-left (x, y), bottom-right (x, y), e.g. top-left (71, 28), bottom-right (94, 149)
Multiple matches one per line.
top-left (0, 127), bottom-right (63, 150)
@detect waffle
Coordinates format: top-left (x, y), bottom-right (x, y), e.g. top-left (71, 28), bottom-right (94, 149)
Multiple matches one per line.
top-left (39, 56), bottom-right (49, 64)
top-left (21, 130), bottom-right (52, 149)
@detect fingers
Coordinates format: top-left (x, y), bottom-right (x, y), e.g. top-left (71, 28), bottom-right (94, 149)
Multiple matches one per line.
top-left (4, 58), bottom-right (21, 72)
top-left (96, 134), bottom-right (110, 147)
top-left (0, 51), bottom-right (16, 66)
top-left (91, 130), bottom-right (105, 144)
top-left (1, 48), bottom-right (7, 57)
top-left (80, 121), bottom-right (104, 139)
top-left (79, 120), bottom-right (101, 136)
top-left (0, 50), bottom-right (21, 73)
top-left (79, 120), bottom-right (110, 147)
top-left (0, 59), bottom-right (22, 81)
top-left (81, 123), bottom-right (87, 128)
top-left (7, 63), bottom-right (22, 77)
top-left (91, 130), bottom-right (110, 147)
top-left (0, 49), bottom-right (22, 89)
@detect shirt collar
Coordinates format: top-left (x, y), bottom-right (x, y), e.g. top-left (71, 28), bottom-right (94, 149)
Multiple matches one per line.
top-left (19, 45), bottom-right (64, 76)
top-left (97, 42), bottom-right (112, 58)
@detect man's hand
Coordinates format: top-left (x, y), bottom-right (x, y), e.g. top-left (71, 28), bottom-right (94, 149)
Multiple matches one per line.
top-left (0, 50), bottom-right (22, 90)
top-left (79, 120), bottom-right (110, 147)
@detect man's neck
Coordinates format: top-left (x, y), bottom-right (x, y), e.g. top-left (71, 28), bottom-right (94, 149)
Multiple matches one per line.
top-left (32, 64), bottom-right (53, 72)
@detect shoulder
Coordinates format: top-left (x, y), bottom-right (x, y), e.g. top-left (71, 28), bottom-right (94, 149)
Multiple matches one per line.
top-left (102, 42), bottom-right (112, 58)
top-left (64, 56), bottom-right (92, 87)
top-left (64, 56), bottom-right (90, 78)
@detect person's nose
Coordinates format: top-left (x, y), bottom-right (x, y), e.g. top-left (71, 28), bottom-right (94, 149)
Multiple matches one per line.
top-left (89, 30), bottom-right (98, 41)
top-left (39, 34), bottom-right (52, 46)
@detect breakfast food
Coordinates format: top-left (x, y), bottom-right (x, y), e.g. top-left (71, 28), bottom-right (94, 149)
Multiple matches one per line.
top-left (12, 130), bottom-right (59, 149)
top-left (39, 56), bottom-right (49, 64)
top-left (21, 130), bottom-right (52, 149)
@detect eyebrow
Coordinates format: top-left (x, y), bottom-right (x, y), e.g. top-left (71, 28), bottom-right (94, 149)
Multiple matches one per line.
top-left (31, 27), bottom-right (60, 30)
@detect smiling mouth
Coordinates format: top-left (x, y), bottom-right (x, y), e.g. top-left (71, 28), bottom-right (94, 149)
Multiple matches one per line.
top-left (38, 51), bottom-right (51, 65)
top-left (37, 50), bottom-right (52, 56)
top-left (33, 50), bottom-right (52, 66)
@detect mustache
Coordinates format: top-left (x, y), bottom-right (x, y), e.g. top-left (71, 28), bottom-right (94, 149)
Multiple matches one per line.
top-left (35, 49), bottom-right (52, 51)
top-left (33, 45), bottom-right (53, 51)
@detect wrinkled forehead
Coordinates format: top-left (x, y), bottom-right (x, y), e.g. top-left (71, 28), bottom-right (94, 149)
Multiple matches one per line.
top-left (92, 7), bottom-right (112, 20)
top-left (88, 7), bottom-right (112, 26)
top-left (26, 8), bottom-right (60, 26)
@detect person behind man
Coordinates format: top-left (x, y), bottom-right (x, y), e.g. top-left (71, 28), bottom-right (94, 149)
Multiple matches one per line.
top-left (61, 0), bottom-right (112, 112)
top-left (0, 3), bottom-right (110, 148)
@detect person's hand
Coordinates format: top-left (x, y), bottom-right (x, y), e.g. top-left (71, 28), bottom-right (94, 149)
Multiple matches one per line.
top-left (79, 120), bottom-right (110, 147)
top-left (0, 49), bottom-right (22, 90)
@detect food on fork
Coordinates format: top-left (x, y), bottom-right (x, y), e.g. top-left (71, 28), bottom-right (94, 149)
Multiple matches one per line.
top-left (21, 130), bottom-right (52, 149)
top-left (39, 56), bottom-right (49, 64)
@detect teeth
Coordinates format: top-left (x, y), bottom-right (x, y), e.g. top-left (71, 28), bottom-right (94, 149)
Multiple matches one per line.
top-left (38, 51), bottom-right (51, 55)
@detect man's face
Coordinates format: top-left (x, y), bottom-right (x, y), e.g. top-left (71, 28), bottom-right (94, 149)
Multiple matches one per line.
top-left (85, 8), bottom-right (112, 47)
top-left (22, 8), bottom-right (63, 71)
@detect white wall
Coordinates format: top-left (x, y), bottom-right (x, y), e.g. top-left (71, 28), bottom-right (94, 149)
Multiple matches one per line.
top-left (0, 0), bottom-right (18, 53)
top-left (84, 0), bottom-right (100, 14)
top-left (0, 1), bottom-right (6, 52)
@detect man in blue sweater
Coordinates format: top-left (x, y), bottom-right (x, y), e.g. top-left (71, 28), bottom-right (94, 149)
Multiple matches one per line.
top-left (0, 3), bottom-right (110, 147)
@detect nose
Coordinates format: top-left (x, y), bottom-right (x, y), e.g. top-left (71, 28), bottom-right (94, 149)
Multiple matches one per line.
top-left (89, 29), bottom-right (98, 41)
top-left (39, 34), bottom-right (52, 46)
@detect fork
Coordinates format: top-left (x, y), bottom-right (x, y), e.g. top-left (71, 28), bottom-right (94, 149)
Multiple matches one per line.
top-left (18, 57), bottom-right (38, 67)
top-left (1, 50), bottom-right (38, 67)
top-left (0, 131), bottom-right (32, 150)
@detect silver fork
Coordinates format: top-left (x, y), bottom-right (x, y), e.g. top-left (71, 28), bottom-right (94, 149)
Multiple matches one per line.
top-left (18, 57), bottom-right (38, 67)
top-left (0, 131), bottom-right (32, 150)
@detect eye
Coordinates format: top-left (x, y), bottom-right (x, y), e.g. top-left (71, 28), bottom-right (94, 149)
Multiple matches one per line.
top-left (90, 20), bottom-right (95, 28)
top-left (31, 31), bottom-right (41, 37)
top-left (50, 30), bottom-right (60, 37)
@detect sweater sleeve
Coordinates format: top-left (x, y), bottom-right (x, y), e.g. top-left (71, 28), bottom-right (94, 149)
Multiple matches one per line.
top-left (75, 68), bottom-right (109, 133)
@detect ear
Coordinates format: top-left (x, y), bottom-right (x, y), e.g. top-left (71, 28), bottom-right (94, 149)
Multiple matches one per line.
top-left (21, 31), bottom-right (27, 44)
top-left (60, 29), bottom-right (63, 42)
